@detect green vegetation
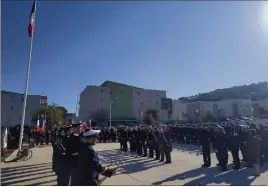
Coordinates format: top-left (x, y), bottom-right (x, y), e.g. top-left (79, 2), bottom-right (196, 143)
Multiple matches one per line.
top-left (179, 82), bottom-right (268, 102)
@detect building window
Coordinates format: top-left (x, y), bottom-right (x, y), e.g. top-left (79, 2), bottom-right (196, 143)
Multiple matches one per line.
top-left (101, 89), bottom-right (103, 92)
top-left (148, 101), bottom-right (152, 103)
top-left (21, 97), bottom-right (24, 102)
top-left (156, 93), bottom-right (158, 96)
top-left (19, 116), bottom-right (22, 120)
top-left (110, 91), bottom-right (112, 95)
top-left (141, 103), bottom-right (143, 105)
top-left (156, 102), bottom-right (158, 104)
top-left (120, 90), bottom-right (124, 93)
top-left (10, 106), bottom-right (14, 111)
top-left (137, 92), bottom-right (140, 95)
top-left (101, 99), bottom-right (103, 102)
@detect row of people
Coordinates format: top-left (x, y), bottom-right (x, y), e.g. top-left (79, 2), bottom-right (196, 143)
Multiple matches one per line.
top-left (117, 125), bottom-right (172, 164)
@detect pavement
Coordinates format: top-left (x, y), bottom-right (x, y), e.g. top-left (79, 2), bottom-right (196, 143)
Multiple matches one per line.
top-left (1, 143), bottom-right (268, 186)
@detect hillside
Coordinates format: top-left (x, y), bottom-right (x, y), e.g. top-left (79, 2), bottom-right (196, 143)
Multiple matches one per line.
top-left (179, 81), bottom-right (268, 103)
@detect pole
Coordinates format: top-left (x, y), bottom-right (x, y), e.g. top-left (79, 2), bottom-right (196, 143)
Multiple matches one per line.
top-left (18, 1), bottom-right (37, 151)
top-left (109, 101), bottom-right (113, 128)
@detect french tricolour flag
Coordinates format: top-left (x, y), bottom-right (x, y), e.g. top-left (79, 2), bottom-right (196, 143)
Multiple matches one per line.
top-left (28, 0), bottom-right (36, 37)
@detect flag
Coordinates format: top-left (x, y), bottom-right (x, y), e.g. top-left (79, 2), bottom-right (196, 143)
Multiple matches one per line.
top-left (42, 118), bottom-right (46, 131)
top-left (81, 121), bottom-right (87, 131)
top-left (28, 0), bottom-right (36, 37)
top-left (87, 120), bottom-right (92, 130)
top-left (36, 119), bottom-right (41, 131)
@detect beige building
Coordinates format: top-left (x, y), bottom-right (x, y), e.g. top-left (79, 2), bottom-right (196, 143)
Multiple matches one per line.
top-left (131, 87), bottom-right (167, 121)
top-left (184, 99), bottom-right (252, 121)
top-left (1, 91), bottom-right (47, 127)
top-left (79, 86), bottom-right (111, 122)
top-left (171, 99), bottom-right (187, 121)
top-left (78, 81), bottom-right (168, 122)
top-left (252, 99), bottom-right (268, 117)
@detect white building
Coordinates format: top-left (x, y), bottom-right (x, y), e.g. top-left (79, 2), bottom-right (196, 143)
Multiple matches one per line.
top-left (183, 99), bottom-right (253, 121)
top-left (79, 86), bottom-right (111, 122)
top-left (132, 87), bottom-right (167, 121)
top-left (78, 81), bottom-right (168, 122)
top-left (252, 99), bottom-right (268, 117)
top-left (171, 99), bottom-right (187, 121)
top-left (1, 91), bottom-right (47, 127)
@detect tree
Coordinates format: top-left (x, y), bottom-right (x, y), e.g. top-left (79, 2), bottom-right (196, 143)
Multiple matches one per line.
top-left (31, 104), bottom-right (68, 129)
top-left (203, 111), bottom-right (215, 122)
top-left (144, 109), bottom-right (159, 120)
top-left (91, 110), bottom-right (109, 123)
top-left (142, 113), bottom-right (155, 125)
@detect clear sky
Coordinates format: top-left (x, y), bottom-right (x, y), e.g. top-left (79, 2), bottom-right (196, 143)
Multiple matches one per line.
top-left (2, 1), bottom-right (268, 113)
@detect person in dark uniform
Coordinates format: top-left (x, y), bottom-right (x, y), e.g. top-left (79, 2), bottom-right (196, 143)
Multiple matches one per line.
top-left (140, 126), bottom-right (148, 157)
top-left (45, 130), bottom-right (50, 145)
top-left (198, 126), bottom-right (211, 167)
top-left (128, 127), bottom-right (136, 153)
top-left (77, 129), bottom-right (115, 186)
top-left (67, 123), bottom-right (82, 186)
top-left (228, 127), bottom-right (241, 170)
top-left (214, 127), bottom-right (229, 171)
top-left (147, 126), bottom-right (154, 158)
top-left (152, 127), bottom-right (160, 160)
top-left (56, 125), bottom-right (72, 186)
top-left (162, 125), bottom-right (172, 163)
top-left (135, 126), bottom-right (142, 156)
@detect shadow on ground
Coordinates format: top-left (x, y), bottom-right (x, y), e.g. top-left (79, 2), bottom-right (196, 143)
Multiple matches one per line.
top-left (152, 163), bottom-right (268, 186)
top-left (1, 162), bottom-right (56, 186)
top-left (98, 149), bottom-right (166, 175)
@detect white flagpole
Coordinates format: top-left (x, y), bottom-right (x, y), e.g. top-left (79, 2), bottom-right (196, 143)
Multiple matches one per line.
top-left (18, 1), bottom-right (37, 151)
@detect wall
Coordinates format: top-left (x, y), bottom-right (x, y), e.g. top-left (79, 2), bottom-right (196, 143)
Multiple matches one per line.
top-left (132, 88), bottom-right (167, 121)
top-left (171, 99), bottom-right (186, 120)
top-left (101, 81), bottom-right (133, 119)
top-left (79, 86), bottom-right (110, 121)
top-left (1, 91), bottom-right (47, 127)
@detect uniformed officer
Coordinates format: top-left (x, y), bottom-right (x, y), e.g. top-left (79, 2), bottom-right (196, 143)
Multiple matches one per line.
top-left (56, 125), bottom-right (72, 186)
top-left (77, 129), bottom-right (115, 186)
top-left (67, 123), bottom-right (82, 186)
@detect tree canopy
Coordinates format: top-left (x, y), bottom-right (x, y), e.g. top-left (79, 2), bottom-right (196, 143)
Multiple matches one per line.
top-left (32, 104), bottom-right (68, 129)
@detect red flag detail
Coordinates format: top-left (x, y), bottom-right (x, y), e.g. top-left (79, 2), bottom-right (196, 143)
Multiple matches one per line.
top-left (28, 1), bottom-right (36, 37)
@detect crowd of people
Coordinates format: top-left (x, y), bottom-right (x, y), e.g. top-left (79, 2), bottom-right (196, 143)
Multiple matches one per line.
top-left (49, 121), bottom-right (268, 185)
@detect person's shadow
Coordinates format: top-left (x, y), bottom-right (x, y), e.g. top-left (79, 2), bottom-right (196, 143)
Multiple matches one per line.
top-left (152, 163), bottom-right (263, 186)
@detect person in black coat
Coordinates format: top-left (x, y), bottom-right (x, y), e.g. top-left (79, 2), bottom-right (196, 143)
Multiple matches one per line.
top-left (66, 123), bottom-right (83, 186)
top-left (214, 127), bottom-right (229, 171)
top-left (159, 126), bottom-right (172, 164)
top-left (152, 127), bottom-right (160, 160)
top-left (198, 126), bottom-right (211, 167)
top-left (77, 130), bottom-right (115, 186)
top-left (56, 125), bottom-right (72, 186)
top-left (228, 128), bottom-right (241, 170)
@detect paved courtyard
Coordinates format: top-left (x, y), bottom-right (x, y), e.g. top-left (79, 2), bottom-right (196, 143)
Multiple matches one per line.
top-left (1, 143), bottom-right (268, 186)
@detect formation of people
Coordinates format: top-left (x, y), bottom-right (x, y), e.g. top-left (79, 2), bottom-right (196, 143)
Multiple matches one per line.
top-left (170, 122), bottom-right (268, 176)
top-left (51, 121), bottom-right (268, 186)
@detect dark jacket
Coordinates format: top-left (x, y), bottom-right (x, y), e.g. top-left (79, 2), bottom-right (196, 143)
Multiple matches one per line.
top-left (77, 143), bottom-right (106, 186)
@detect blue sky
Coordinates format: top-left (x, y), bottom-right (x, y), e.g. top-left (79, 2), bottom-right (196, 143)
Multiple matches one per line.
top-left (2, 1), bottom-right (268, 113)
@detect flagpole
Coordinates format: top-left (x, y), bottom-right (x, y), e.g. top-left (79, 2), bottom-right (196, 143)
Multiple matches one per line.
top-left (18, 0), bottom-right (37, 151)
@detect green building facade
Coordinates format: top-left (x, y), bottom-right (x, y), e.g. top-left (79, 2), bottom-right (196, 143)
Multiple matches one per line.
top-left (101, 81), bottom-right (135, 120)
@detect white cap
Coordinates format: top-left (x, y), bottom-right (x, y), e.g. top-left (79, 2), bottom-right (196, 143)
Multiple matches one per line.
top-left (83, 130), bottom-right (101, 137)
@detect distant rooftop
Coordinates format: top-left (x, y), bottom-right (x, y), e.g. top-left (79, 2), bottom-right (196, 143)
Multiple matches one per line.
top-left (1, 90), bottom-right (47, 97)
top-left (100, 80), bottom-right (166, 92)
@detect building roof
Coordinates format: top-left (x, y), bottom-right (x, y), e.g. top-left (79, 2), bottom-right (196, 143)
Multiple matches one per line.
top-left (100, 81), bottom-right (166, 92)
top-left (1, 90), bottom-right (47, 97)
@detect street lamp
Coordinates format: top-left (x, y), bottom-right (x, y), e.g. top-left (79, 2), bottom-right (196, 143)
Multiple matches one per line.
top-left (109, 101), bottom-right (113, 128)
